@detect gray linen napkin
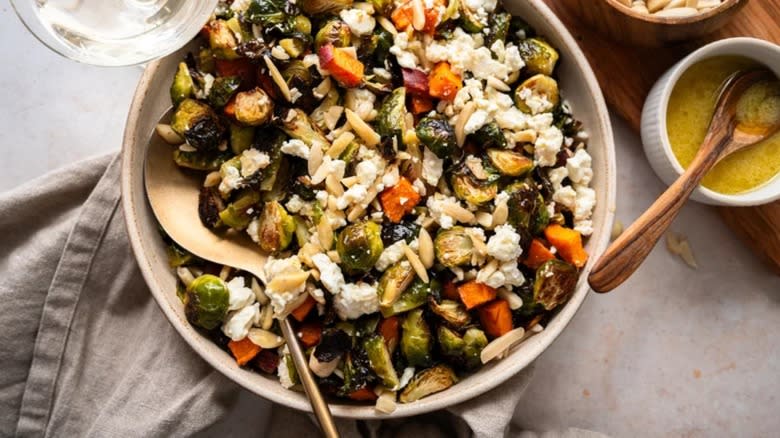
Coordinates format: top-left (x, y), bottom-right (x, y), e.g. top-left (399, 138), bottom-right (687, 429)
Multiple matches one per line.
top-left (0, 154), bottom-right (599, 438)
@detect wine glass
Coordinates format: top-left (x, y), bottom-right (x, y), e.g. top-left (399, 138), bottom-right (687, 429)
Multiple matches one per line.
top-left (10, 0), bottom-right (219, 67)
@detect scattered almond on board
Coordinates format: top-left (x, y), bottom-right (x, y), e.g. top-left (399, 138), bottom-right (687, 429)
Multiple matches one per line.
top-left (614, 0), bottom-right (724, 18)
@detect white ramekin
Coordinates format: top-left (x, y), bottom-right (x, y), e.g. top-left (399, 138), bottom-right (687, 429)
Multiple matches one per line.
top-left (641, 37), bottom-right (780, 206)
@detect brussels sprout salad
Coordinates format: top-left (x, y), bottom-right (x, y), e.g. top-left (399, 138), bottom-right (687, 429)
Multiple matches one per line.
top-left (157, 0), bottom-right (596, 411)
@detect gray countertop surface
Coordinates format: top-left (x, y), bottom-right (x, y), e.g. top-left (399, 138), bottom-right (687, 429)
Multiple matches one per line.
top-left (2, 4), bottom-right (778, 437)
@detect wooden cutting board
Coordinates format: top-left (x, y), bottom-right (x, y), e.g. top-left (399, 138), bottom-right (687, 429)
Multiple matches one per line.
top-left (543, 0), bottom-right (780, 275)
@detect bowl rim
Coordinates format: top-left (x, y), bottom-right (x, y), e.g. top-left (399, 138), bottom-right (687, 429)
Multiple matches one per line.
top-left (121, 0), bottom-right (616, 419)
top-left (602, 0), bottom-right (744, 25)
top-left (650, 37), bottom-right (780, 206)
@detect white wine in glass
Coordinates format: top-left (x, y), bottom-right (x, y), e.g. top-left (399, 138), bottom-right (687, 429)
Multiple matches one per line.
top-left (12, 0), bottom-right (219, 66)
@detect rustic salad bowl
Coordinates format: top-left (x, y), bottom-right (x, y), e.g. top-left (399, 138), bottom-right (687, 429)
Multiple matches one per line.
top-left (121, 0), bottom-right (616, 418)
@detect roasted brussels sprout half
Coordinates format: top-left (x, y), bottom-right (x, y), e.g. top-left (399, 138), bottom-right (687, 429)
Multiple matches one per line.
top-left (361, 27), bottom-right (394, 64)
top-left (471, 122), bottom-right (507, 149)
top-left (171, 99), bottom-right (226, 151)
top-left (517, 38), bottom-right (559, 76)
top-left (459, 1), bottom-right (485, 33)
top-left (380, 278), bottom-right (435, 317)
top-left (451, 168), bottom-right (498, 205)
top-left (206, 19), bottom-right (240, 60)
top-left (184, 274), bottom-right (229, 330)
top-left (364, 334), bottom-right (399, 388)
top-left (208, 76), bottom-right (241, 109)
top-left (167, 242), bottom-right (197, 268)
top-left (429, 298), bottom-right (471, 328)
top-left (257, 201), bottom-right (296, 253)
top-left (282, 60), bottom-right (313, 88)
top-left (336, 221), bottom-right (384, 272)
top-left (380, 221), bottom-right (420, 246)
top-left (434, 227), bottom-right (473, 268)
top-left (234, 88), bottom-right (275, 127)
top-left (416, 116), bottom-right (456, 159)
top-left (376, 87), bottom-right (407, 138)
top-left (514, 74), bottom-right (560, 114)
top-left (219, 189), bottom-right (261, 230)
top-left (505, 182), bottom-right (547, 240)
top-left (486, 12), bottom-right (511, 47)
top-left (377, 261), bottom-right (416, 307)
top-left (314, 19), bottom-right (352, 51)
top-left (199, 187), bottom-right (225, 228)
top-left (173, 149), bottom-right (231, 171)
top-left (279, 108), bottom-right (330, 148)
top-left (438, 325), bottom-right (487, 370)
top-left (229, 123), bottom-right (255, 154)
top-left (170, 62), bottom-right (195, 106)
top-left (399, 364), bottom-right (458, 403)
top-left (534, 260), bottom-right (577, 311)
top-left (300, 0), bottom-right (354, 16)
top-left (486, 149), bottom-right (534, 177)
top-left (401, 308), bottom-right (433, 367)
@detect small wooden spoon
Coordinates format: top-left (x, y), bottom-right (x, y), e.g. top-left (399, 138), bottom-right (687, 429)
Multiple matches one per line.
top-left (589, 69), bottom-right (780, 293)
top-left (144, 114), bottom-right (340, 438)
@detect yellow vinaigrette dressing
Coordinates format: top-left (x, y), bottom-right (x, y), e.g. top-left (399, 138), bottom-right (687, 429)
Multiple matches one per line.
top-left (666, 56), bottom-right (780, 194)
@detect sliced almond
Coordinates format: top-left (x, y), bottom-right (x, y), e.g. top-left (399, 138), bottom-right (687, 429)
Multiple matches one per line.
top-left (260, 304), bottom-right (275, 329)
top-left (176, 266), bottom-right (195, 288)
top-left (264, 55), bottom-right (292, 102)
top-left (318, 219), bottom-right (334, 251)
top-left (403, 242), bottom-right (430, 283)
top-left (328, 131), bottom-right (355, 158)
top-left (218, 265), bottom-right (232, 281)
top-left (375, 388), bottom-right (397, 414)
top-left (480, 327), bottom-right (526, 364)
top-left (203, 171), bottom-right (222, 188)
top-left (156, 123), bottom-right (185, 145)
top-left (251, 277), bottom-right (270, 305)
top-left (497, 288), bottom-right (523, 310)
top-left (308, 141), bottom-right (323, 177)
top-left (455, 102), bottom-right (476, 147)
top-left (267, 271), bottom-right (310, 292)
top-left (492, 200), bottom-right (509, 227)
top-left (476, 212), bottom-right (493, 229)
top-left (418, 228), bottom-right (435, 269)
top-left (345, 109), bottom-right (380, 147)
top-left (377, 16), bottom-right (398, 35)
top-left (248, 328), bottom-right (285, 349)
top-left (441, 202), bottom-right (475, 223)
top-left (326, 173), bottom-right (344, 197)
top-left (313, 77), bottom-right (332, 100)
top-left (411, 0), bottom-right (426, 30)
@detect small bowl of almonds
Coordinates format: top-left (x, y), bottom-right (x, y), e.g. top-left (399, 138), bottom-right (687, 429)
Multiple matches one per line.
top-left (567, 0), bottom-right (748, 47)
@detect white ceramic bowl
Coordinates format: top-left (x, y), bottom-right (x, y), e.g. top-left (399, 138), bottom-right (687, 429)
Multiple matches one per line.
top-left (121, 0), bottom-right (616, 419)
top-left (641, 37), bottom-right (780, 206)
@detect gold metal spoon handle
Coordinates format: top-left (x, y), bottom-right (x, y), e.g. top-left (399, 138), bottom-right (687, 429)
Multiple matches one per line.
top-left (280, 317), bottom-right (340, 438)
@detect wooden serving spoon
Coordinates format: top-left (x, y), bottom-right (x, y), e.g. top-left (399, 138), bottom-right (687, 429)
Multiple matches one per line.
top-left (589, 69), bottom-right (780, 293)
top-left (144, 114), bottom-right (340, 438)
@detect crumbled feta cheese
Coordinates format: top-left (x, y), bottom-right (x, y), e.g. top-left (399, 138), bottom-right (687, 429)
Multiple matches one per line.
top-left (285, 195), bottom-right (308, 214)
top-left (494, 190), bottom-right (510, 207)
top-left (412, 178), bottom-right (427, 195)
top-left (240, 149), bottom-right (271, 178)
top-left (290, 87), bottom-right (302, 103)
top-left (553, 185), bottom-right (577, 210)
top-left (222, 303), bottom-right (260, 341)
top-left (355, 160), bottom-right (379, 185)
top-left (518, 86), bottom-right (554, 114)
top-left (426, 193), bottom-right (458, 229)
top-left (487, 224), bottom-right (524, 261)
top-left (566, 148), bottom-right (593, 186)
top-left (382, 166), bottom-right (400, 188)
top-left (422, 147), bottom-right (444, 186)
top-left (375, 240), bottom-right (406, 271)
top-left (226, 277), bottom-right (257, 311)
top-left (312, 254), bottom-right (345, 295)
top-left (548, 167), bottom-right (569, 191)
top-left (336, 184), bottom-right (369, 209)
top-left (340, 8), bottom-right (376, 36)
top-left (334, 282), bottom-right (380, 320)
top-left (534, 126), bottom-right (563, 167)
top-left (390, 32), bottom-right (420, 70)
top-left (247, 218), bottom-right (261, 243)
top-left (398, 367), bottom-right (416, 390)
top-left (311, 156), bottom-right (346, 185)
top-left (573, 186), bottom-right (596, 236)
top-left (271, 45), bottom-right (290, 60)
top-left (426, 28), bottom-right (522, 81)
top-left (277, 345), bottom-right (295, 388)
top-left (345, 88), bottom-right (377, 121)
top-left (465, 109), bottom-right (490, 134)
top-left (464, 0), bottom-right (497, 13)
top-left (263, 256), bottom-right (308, 316)
top-left (281, 139), bottom-right (310, 160)
top-left (476, 260), bottom-right (525, 289)
top-left (219, 165), bottom-right (243, 196)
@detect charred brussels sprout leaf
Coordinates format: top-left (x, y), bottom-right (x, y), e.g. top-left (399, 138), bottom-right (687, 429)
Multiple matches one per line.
top-left (314, 19), bottom-right (352, 51)
top-left (246, 0), bottom-right (288, 27)
top-left (514, 74), bottom-right (560, 114)
top-left (429, 298), bottom-right (471, 328)
top-left (219, 189), bottom-right (261, 230)
top-left (380, 278), bottom-right (435, 317)
top-left (380, 221), bottom-right (420, 246)
top-left (281, 60), bottom-right (313, 88)
top-left (171, 99), bottom-right (226, 151)
top-left (314, 329), bottom-right (352, 363)
top-left (451, 167), bottom-right (498, 205)
top-left (279, 108), bottom-right (330, 148)
top-left (184, 274), bottom-right (229, 330)
top-left (486, 12), bottom-right (511, 48)
top-left (376, 87), bottom-right (407, 138)
top-left (172, 149), bottom-right (231, 171)
top-left (361, 27), bottom-right (394, 64)
top-left (255, 129), bottom-right (287, 192)
top-left (364, 334), bottom-right (399, 388)
top-left (257, 201), bottom-right (296, 253)
top-left (199, 187), bottom-right (225, 228)
top-left (167, 242), bottom-right (197, 268)
top-left (434, 227), bottom-right (473, 268)
top-left (401, 309), bottom-right (433, 367)
top-left (229, 123), bottom-right (255, 154)
top-left (534, 260), bottom-right (577, 311)
top-left (399, 364), bottom-right (457, 403)
top-left (300, 0), bottom-right (354, 16)
top-left (471, 122), bottom-right (507, 149)
top-left (342, 348), bottom-right (376, 394)
top-left (377, 261), bottom-right (416, 307)
top-left (462, 328), bottom-right (488, 369)
top-left (234, 88), bottom-right (275, 127)
top-left (291, 177), bottom-right (317, 201)
top-left (336, 221), bottom-right (384, 272)
top-left (438, 326), bottom-right (488, 370)
top-left (517, 38), bottom-right (559, 76)
top-left (170, 62), bottom-right (194, 106)
top-left (487, 149), bottom-right (534, 177)
top-left (208, 76), bottom-right (242, 109)
top-left (416, 116), bottom-right (456, 159)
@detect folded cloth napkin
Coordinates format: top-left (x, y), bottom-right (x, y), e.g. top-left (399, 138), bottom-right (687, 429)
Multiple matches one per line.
top-left (0, 154), bottom-right (602, 438)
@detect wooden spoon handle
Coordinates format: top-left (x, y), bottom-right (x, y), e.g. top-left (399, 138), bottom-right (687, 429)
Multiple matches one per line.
top-left (588, 135), bottom-right (729, 292)
top-left (280, 318), bottom-right (340, 438)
